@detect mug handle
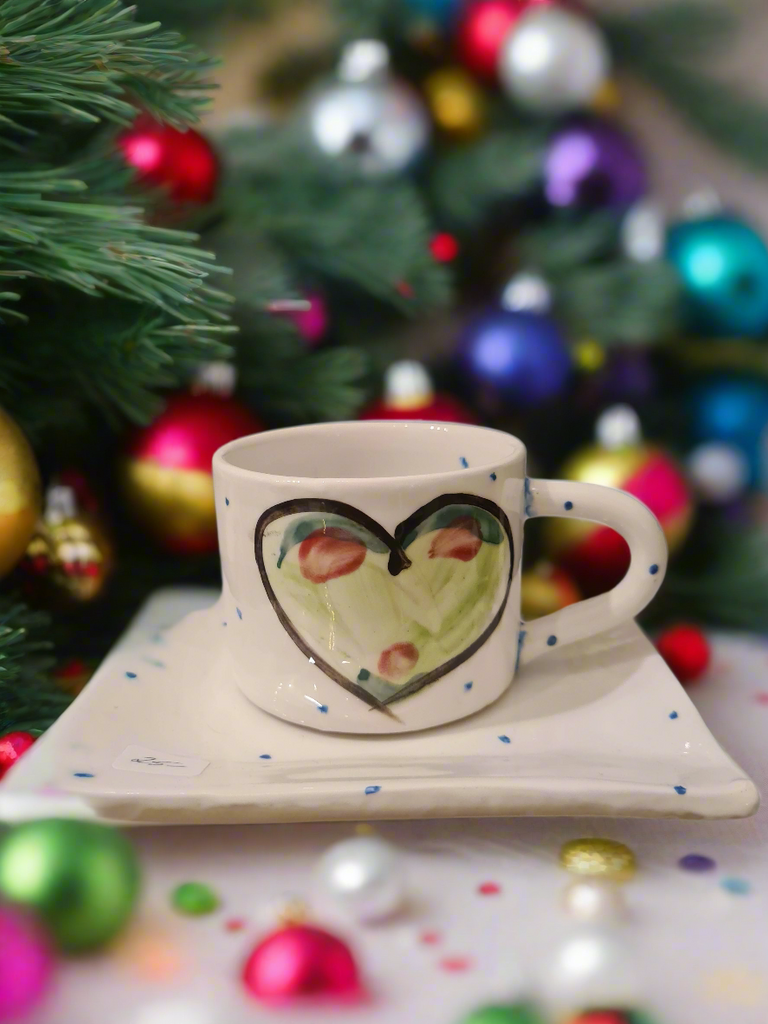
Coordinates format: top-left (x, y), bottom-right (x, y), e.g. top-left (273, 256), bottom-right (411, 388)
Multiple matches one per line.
top-left (519, 478), bottom-right (668, 669)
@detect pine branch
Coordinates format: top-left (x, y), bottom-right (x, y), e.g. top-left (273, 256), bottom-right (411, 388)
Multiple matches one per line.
top-left (599, 2), bottom-right (768, 175)
top-left (0, 598), bottom-right (66, 735)
top-left (0, 0), bottom-right (219, 133)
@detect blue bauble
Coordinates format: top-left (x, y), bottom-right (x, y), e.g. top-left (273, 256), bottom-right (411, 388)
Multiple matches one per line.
top-left (691, 379), bottom-right (768, 485)
top-left (404, 0), bottom-right (463, 29)
top-left (667, 216), bottom-right (768, 338)
top-left (459, 309), bottom-right (571, 407)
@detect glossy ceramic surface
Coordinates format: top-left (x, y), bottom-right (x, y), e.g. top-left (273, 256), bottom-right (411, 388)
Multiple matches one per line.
top-left (1, 588), bottom-right (758, 825)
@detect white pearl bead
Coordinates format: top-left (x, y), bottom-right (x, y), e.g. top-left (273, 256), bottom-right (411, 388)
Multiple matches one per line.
top-left (562, 878), bottom-right (627, 924)
top-left (318, 835), bottom-right (405, 923)
top-left (622, 200), bottom-right (666, 263)
top-left (688, 442), bottom-right (749, 504)
top-left (539, 925), bottom-right (640, 1015)
top-left (501, 272), bottom-right (552, 314)
top-left (596, 404), bottom-right (642, 450)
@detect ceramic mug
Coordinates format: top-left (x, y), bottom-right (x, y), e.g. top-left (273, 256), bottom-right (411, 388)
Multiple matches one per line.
top-left (212, 421), bottom-right (667, 734)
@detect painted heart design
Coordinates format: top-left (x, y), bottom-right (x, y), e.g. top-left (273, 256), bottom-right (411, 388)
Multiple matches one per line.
top-left (254, 494), bottom-right (514, 717)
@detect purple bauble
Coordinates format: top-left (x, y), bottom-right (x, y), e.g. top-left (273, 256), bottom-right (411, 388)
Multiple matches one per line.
top-left (459, 308), bottom-right (572, 408)
top-left (544, 118), bottom-right (647, 209)
top-left (0, 905), bottom-right (54, 1021)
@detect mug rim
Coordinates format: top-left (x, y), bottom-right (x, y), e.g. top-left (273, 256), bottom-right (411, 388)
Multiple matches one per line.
top-left (213, 420), bottom-right (525, 486)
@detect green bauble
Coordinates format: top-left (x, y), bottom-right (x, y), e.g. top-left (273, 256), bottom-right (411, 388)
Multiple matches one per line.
top-left (457, 1006), bottom-right (545, 1024)
top-left (667, 215), bottom-right (768, 338)
top-left (0, 819), bottom-right (140, 952)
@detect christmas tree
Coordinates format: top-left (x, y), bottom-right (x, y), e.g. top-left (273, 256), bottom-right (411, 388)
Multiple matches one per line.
top-left (5, 0), bottom-right (768, 737)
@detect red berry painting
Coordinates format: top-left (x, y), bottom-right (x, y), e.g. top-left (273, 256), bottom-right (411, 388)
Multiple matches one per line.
top-left (256, 497), bottom-right (513, 712)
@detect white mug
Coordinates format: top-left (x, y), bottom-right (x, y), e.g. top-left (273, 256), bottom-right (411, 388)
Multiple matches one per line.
top-left (212, 421), bottom-right (667, 734)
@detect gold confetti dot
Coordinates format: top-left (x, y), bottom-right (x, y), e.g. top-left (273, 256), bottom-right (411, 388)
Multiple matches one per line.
top-left (574, 338), bottom-right (606, 373)
top-left (559, 838), bottom-right (636, 882)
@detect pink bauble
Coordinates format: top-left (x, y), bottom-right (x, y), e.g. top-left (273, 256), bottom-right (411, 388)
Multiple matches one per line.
top-left (289, 294), bottom-right (328, 346)
top-left (0, 906), bottom-right (54, 1021)
top-left (242, 924), bottom-right (361, 1004)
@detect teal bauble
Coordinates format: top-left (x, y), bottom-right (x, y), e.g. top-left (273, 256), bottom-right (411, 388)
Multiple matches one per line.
top-left (667, 216), bottom-right (768, 338)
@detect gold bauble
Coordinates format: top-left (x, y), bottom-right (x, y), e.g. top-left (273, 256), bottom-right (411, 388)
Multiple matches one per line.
top-left (23, 512), bottom-right (113, 606)
top-left (521, 562), bottom-right (581, 620)
top-left (0, 407), bottom-right (41, 577)
top-left (424, 67), bottom-right (486, 138)
top-left (559, 838), bottom-right (636, 883)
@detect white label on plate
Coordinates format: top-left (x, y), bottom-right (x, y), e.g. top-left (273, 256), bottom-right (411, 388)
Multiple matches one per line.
top-left (112, 745), bottom-right (210, 777)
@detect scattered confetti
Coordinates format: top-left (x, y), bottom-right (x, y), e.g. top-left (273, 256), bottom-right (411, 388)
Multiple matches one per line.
top-left (464, 681), bottom-right (473, 691)
top-left (440, 956), bottom-right (472, 973)
top-left (560, 838), bottom-right (636, 881)
top-left (721, 877), bottom-right (751, 896)
top-left (669, 711), bottom-right (679, 719)
top-left (259, 754), bottom-right (272, 760)
top-left (674, 785), bottom-right (687, 795)
top-left (490, 473), bottom-right (497, 481)
top-left (225, 919), bottom-right (246, 933)
top-left (420, 931), bottom-right (441, 946)
top-left (125, 671), bottom-right (137, 679)
top-left (73, 772), bottom-right (94, 778)
top-left (679, 854), bottom-right (716, 872)
top-left (171, 882), bottom-right (220, 916)
top-left (364, 785), bottom-right (381, 795)
top-left (478, 882), bottom-right (501, 896)
top-left (498, 735), bottom-right (511, 744)
top-left (460, 457), bottom-right (469, 468)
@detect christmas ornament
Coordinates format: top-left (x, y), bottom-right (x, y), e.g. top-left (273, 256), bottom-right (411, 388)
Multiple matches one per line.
top-left (0, 819), bottom-right (140, 952)
top-left (122, 390), bottom-right (262, 554)
top-left (521, 562), bottom-right (580, 620)
top-left (539, 926), bottom-right (640, 1015)
top-left (457, 1), bottom-right (522, 79)
top-left (118, 116), bottom-right (218, 206)
top-left (171, 882), bottom-right (220, 916)
top-left (306, 41), bottom-right (430, 176)
top-left (458, 1005), bottom-right (546, 1024)
top-left (544, 408), bottom-right (693, 595)
top-left (501, 272), bottom-right (552, 314)
top-left (424, 67), bottom-right (487, 137)
top-left (20, 480), bottom-right (113, 606)
top-left (562, 878), bottom-right (627, 924)
top-left (360, 360), bottom-right (476, 423)
top-left (52, 657), bottom-right (95, 698)
top-left (404, 0), bottom-right (462, 30)
top-left (458, 309), bottom-right (571, 409)
top-left (0, 730), bottom-right (36, 780)
top-left (655, 624), bottom-right (711, 683)
top-left (544, 118), bottom-right (647, 209)
top-left (688, 442), bottom-right (749, 504)
top-left (622, 201), bottom-right (665, 263)
top-left (430, 232), bottom-right (461, 263)
top-left (0, 905), bottom-right (54, 1022)
top-left (317, 835), bottom-right (405, 923)
top-left (667, 215), bottom-right (768, 337)
top-left (287, 292), bottom-right (328, 346)
top-left (0, 406), bottom-right (40, 579)
top-left (242, 924), bottom-right (362, 1003)
top-left (574, 339), bottom-right (606, 374)
top-left (565, 1014), bottom-right (633, 1024)
top-left (690, 379), bottom-right (768, 487)
top-left (559, 838), bottom-right (636, 882)
top-left (499, 7), bottom-right (610, 114)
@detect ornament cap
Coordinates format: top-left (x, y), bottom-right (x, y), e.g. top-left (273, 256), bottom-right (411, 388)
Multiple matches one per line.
top-left (384, 361), bottom-right (435, 411)
top-left (501, 272), bottom-right (552, 314)
top-left (339, 40), bottom-right (390, 83)
top-left (192, 361), bottom-right (237, 398)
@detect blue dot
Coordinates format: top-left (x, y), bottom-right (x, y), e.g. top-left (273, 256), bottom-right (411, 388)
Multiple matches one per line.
top-left (365, 785), bottom-right (381, 795)
top-left (358, 669), bottom-right (370, 682)
top-left (259, 754), bottom-right (272, 760)
top-left (490, 472), bottom-right (497, 481)
top-left (547, 635), bottom-right (558, 647)
top-left (236, 608), bottom-right (243, 620)
top-left (464, 681), bottom-right (473, 691)
top-left (679, 854), bottom-right (715, 872)
top-left (225, 497), bottom-right (230, 506)
top-left (721, 877), bottom-right (751, 895)
top-left (674, 785), bottom-right (687, 795)
top-left (125, 671), bottom-right (137, 679)
top-left (564, 501), bottom-right (573, 511)
top-left (73, 772), bottom-right (94, 778)
top-left (222, 622), bottom-right (227, 627)
top-left (499, 735), bottom-right (511, 744)
top-left (318, 704), bottom-right (329, 713)
top-left (669, 711), bottom-right (679, 719)
top-left (460, 456), bottom-right (469, 468)
top-left (650, 564), bottom-right (659, 575)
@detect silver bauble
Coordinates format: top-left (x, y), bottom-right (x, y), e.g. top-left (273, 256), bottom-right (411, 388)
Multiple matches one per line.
top-left (317, 835), bottom-right (405, 923)
top-left (498, 7), bottom-right (610, 114)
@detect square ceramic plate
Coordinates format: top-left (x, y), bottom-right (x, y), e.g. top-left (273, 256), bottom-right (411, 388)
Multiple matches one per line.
top-left (1, 587), bottom-right (759, 824)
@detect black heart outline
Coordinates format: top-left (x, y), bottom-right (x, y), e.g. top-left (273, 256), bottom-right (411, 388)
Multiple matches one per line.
top-left (254, 494), bottom-right (514, 718)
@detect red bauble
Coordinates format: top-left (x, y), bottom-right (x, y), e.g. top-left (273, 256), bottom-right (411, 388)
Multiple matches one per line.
top-left (360, 361), bottom-right (477, 424)
top-left (656, 624), bottom-right (711, 684)
top-left (430, 232), bottom-right (460, 263)
top-left (456, 0), bottom-right (523, 79)
top-left (118, 116), bottom-right (218, 205)
top-left (122, 392), bottom-right (263, 554)
top-left (0, 731), bottom-right (36, 780)
top-left (242, 924), bottom-right (362, 1004)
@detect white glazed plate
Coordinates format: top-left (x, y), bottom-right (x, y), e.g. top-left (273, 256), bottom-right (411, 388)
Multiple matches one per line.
top-left (1, 588), bottom-right (759, 824)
